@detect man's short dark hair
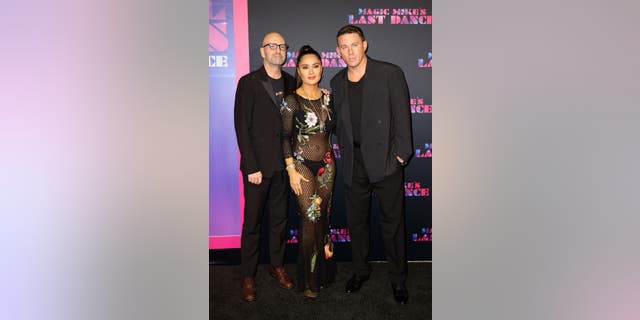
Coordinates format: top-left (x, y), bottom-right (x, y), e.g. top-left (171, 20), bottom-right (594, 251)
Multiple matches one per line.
top-left (336, 25), bottom-right (365, 43)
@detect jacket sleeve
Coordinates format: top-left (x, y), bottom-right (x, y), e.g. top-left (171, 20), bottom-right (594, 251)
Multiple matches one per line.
top-left (280, 95), bottom-right (297, 159)
top-left (234, 76), bottom-right (259, 174)
top-left (388, 66), bottom-right (414, 162)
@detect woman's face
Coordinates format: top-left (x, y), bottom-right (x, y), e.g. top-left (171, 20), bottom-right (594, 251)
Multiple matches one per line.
top-left (297, 54), bottom-right (323, 86)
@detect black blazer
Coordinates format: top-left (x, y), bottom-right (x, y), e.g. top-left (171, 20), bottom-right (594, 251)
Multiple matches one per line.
top-left (330, 57), bottom-right (413, 185)
top-left (234, 66), bottom-right (296, 177)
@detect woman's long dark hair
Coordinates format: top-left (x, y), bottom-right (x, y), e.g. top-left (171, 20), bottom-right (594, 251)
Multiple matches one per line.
top-left (294, 45), bottom-right (323, 89)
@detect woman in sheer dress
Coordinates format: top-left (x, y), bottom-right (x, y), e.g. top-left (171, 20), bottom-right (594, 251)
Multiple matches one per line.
top-left (280, 45), bottom-right (336, 298)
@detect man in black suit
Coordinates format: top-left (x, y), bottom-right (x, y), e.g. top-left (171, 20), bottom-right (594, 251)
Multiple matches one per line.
top-left (234, 32), bottom-right (295, 302)
top-left (330, 25), bottom-right (413, 304)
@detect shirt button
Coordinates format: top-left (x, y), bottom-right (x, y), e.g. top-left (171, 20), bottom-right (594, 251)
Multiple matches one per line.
top-left (377, 120), bottom-right (382, 124)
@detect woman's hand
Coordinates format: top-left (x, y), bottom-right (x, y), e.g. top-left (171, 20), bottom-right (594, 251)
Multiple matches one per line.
top-left (288, 167), bottom-right (309, 196)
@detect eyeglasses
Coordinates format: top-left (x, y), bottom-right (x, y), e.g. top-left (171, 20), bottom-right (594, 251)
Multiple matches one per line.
top-left (262, 43), bottom-right (289, 51)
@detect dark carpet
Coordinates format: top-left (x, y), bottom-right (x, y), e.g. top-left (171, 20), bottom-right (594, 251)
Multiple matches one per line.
top-left (210, 262), bottom-right (431, 319)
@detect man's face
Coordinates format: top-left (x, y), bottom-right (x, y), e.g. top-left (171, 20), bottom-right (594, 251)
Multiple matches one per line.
top-left (260, 33), bottom-right (287, 67)
top-left (336, 33), bottom-right (367, 68)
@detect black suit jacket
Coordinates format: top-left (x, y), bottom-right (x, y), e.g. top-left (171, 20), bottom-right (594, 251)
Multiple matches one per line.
top-left (234, 66), bottom-right (296, 177)
top-left (330, 57), bottom-right (413, 185)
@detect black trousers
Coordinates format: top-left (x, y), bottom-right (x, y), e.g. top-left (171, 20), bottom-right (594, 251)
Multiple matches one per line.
top-left (345, 149), bottom-right (407, 285)
top-left (240, 170), bottom-right (289, 278)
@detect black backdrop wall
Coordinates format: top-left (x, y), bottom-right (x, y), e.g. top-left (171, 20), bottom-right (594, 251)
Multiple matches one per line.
top-left (212, 0), bottom-right (431, 264)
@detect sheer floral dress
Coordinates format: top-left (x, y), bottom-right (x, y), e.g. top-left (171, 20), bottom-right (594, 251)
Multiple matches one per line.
top-left (281, 92), bottom-right (336, 293)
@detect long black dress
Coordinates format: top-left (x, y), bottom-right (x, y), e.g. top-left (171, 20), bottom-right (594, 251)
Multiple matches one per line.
top-left (281, 92), bottom-right (337, 293)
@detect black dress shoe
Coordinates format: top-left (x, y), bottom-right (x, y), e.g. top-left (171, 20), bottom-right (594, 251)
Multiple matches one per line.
top-left (391, 284), bottom-right (409, 304)
top-left (345, 274), bottom-right (370, 293)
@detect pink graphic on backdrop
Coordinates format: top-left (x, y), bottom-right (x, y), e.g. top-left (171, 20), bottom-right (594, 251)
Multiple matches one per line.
top-left (347, 8), bottom-right (432, 25)
top-left (209, 6), bottom-right (229, 52)
top-left (233, 0), bottom-right (249, 248)
top-left (209, 0), bottom-right (249, 249)
top-left (405, 181), bottom-right (430, 197)
top-left (410, 96), bottom-right (432, 114)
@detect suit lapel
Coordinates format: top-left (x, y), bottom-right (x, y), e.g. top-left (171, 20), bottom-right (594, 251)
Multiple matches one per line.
top-left (338, 71), bottom-right (354, 143)
top-left (261, 79), bottom-right (280, 111)
top-left (259, 66), bottom-right (281, 112)
top-left (361, 58), bottom-right (374, 130)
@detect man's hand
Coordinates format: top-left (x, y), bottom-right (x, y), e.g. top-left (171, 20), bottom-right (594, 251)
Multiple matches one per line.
top-left (247, 171), bottom-right (263, 185)
top-left (396, 156), bottom-right (406, 166)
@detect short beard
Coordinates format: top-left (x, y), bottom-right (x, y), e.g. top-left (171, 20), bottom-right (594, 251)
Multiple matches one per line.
top-left (266, 55), bottom-right (284, 66)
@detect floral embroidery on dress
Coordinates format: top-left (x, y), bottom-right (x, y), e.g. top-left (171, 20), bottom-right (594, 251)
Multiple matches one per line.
top-left (317, 151), bottom-right (334, 189)
top-left (294, 149), bottom-right (305, 162)
top-left (305, 194), bottom-right (322, 222)
top-left (304, 112), bottom-right (318, 127)
top-left (279, 99), bottom-right (290, 113)
top-left (294, 94), bottom-right (332, 145)
top-left (310, 249), bottom-right (318, 273)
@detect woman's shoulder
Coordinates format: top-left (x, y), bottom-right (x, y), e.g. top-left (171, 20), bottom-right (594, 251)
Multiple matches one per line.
top-left (284, 93), bottom-right (299, 104)
top-left (282, 93), bottom-right (300, 113)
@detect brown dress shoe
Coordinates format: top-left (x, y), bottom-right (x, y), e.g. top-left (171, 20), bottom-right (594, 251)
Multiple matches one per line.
top-left (241, 277), bottom-right (256, 302)
top-left (268, 265), bottom-right (294, 289)
top-left (303, 289), bottom-right (319, 298)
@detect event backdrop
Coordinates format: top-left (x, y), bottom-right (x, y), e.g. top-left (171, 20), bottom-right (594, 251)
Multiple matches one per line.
top-left (210, 0), bottom-right (431, 262)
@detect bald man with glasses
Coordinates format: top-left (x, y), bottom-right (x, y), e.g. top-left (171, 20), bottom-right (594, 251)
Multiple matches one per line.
top-left (234, 32), bottom-right (295, 302)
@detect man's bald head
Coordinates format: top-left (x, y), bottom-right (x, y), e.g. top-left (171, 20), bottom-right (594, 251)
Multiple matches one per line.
top-left (262, 32), bottom-right (285, 46)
